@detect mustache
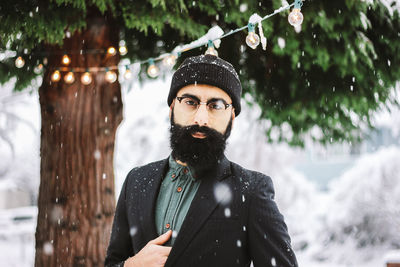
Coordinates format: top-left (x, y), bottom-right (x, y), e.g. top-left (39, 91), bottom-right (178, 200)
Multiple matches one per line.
top-left (178, 124), bottom-right (219, 137)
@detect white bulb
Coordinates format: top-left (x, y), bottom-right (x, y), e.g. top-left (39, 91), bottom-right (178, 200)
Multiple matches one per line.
top-left (162, 55), bottom-right (177, 67)
top-left (123, 69), bottom-right (133, 80)
top-left (15, 56), bottom-right (25, 68)
top-left (62, 54), bottom-right (71, 65)
top-left (107, 47), bottom-right (117, 56)
top-left (246, 32), bottom-right (260, 49)
top-left (147, 64), bottom-right (159, 78)
top-left (51, 70), bottom-right (61, 82)
top-left (119, 46), bottom-right (128, 55)
top-left (64, 72), bottom-right (75, 84)
top-left (81, 72), bottom-right (92, 85)
top-left (34, 64), bottom-right (44, 74)
top-left (288, 8), bottom-right (304, 27)
top-left (105, 70), bottom-right (117, 83)
top-left (205, 47), bottom-right (218, 57)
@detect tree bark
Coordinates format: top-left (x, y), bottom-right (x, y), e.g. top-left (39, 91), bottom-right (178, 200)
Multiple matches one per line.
top-left (35, 11), bottom-right (122, 267)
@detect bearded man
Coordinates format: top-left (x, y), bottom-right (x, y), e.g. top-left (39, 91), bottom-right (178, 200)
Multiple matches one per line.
top-left (105, 55), bottom-right (298, 267)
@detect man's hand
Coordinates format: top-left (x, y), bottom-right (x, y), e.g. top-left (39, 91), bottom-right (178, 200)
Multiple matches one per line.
top-left (124, 230), bottom-right (172, 267)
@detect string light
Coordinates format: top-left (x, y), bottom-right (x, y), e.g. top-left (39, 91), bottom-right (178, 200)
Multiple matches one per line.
top-left (7, 1), bottom-right (304, 86)
top-left (246, 23), bottom-right (261, 49)
top-left (123, 66), bottom-right (133, 80)
top-left (162, 54), bottom-right (177, 68)
top-left (147, 59), bottom-right (159, 78)
top-left (81, 70), bottom-right (92, 85)
top-left (119, 46), bottom-right (128, 56)
top-left (51, 70), bottom-right (61, 82)
top-left (107, 46), bottom-right (117, 56)
top-left (62, 54), bottom-right (71, 65)
top-left (288, 0), bottom-right (304, 27)
top-left (15, 56), bottom-right (25, 68)
top-left (105, 68), bottom-right (117, 83)
top-left (205, 40), bottom-right (218, 57)
top-left (34, 64), bottom-right (44, 74)
top-left (64, 71), bottom-right (75, 84)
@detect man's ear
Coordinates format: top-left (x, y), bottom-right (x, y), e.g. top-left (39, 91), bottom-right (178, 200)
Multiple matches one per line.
top-left (231, 109), bottom-right (236, 126)
top-left (169, 100), bottom-right (175, 120)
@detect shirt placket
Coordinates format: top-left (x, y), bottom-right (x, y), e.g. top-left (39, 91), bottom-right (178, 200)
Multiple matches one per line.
top-left (163, 168), bottom-right (183, 232)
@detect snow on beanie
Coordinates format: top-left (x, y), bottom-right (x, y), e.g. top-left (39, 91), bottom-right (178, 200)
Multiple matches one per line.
top-left (168, 54), bottom-right (242, 116)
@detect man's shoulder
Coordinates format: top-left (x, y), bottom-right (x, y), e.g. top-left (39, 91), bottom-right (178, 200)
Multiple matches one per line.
top-left (229, 160), bottom-right (273, 186)
top-left (125, 158), bottom-right (168, 180)
top-left (228, 160), bottom-right (276, 201)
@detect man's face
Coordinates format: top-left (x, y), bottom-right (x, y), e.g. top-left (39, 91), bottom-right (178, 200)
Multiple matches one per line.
top-left (170, 84), bottom-right (235, 135)
top-left (169, 84), bottom-right (235, 172)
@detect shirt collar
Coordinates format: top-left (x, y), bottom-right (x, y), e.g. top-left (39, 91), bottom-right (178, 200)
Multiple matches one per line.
top-left (168, 155), bottom-right (197, 181)
top-left (168, 154), bottom-right (231, 181)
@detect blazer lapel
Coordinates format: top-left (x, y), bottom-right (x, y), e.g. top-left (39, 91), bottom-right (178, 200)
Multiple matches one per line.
top-left (138, 158), bottom-right (169, 244)
top-left (166, 156), bottom-right (232, 266)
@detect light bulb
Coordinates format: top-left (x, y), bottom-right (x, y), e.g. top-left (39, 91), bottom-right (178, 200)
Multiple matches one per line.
top-left (15, 56), bottom-right (25, 68)
top-left (105, 70), bottom-right (117, 83)
top-left (288, 8), bottom-right (304, 26)
top-left (34, 64), bottom-right (44, 74)
top-left (62, 54), bottom-right (71, 65)
top-left (205, 40), bottom-right (218, 57)
top-left (205, 47), bottom-right (218, 57)
top-left (64, 71), bottom-right (75, 84)
top-left (51, 70), bottom-right (61, 82)
top-left (162, 54), bottom-right (177, 67)
top-left (147, 64), bottom-right (159, 78)
top-left (123, 69), bottom-right (133, 80)
top-left (81, 72), bottom-right (92, 85)
top-left (119, 46), bottom-right (128, 55)
top-left (107, 47), bottom-right (117, 56)
top-left (246, 32), bottom-right (260, 49)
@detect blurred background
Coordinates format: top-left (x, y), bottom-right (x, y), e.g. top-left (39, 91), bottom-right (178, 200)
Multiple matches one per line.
top-left (1, 0), bottom-right (400, 266)
top-left (1, 77), bottom-right (399, 266)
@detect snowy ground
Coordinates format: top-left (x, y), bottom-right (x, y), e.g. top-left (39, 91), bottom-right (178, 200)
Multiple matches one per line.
top-left (1, 77), bottom-right (399, 266)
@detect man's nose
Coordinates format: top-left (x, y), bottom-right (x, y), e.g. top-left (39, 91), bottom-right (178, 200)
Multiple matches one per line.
top-left (193, 104), bottom-right (209, 126)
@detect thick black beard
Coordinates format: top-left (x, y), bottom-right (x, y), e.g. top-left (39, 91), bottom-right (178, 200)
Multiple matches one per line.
top-left (169, 112), bottom-right (232, 175)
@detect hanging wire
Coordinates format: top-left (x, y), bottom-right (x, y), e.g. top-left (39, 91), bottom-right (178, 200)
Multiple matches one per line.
top-left (3, 1), bottom-right (302, 76)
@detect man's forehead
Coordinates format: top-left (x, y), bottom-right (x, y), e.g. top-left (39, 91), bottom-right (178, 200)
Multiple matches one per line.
top-left (177, 84), bottom-right (232, 101)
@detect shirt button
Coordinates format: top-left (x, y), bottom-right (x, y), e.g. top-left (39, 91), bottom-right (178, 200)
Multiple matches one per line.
top-left (183, 168), bottom-right (188, 174)
top-left (171, 174), bottom-right (176, 178)
top-left (165, 223), bottom-right (170, 229)
top-left (177, 187), bottom-right (182, 192)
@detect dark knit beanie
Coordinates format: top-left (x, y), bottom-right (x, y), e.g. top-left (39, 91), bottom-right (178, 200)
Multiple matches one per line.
top-left (168, 54), bottom-right (242, 116)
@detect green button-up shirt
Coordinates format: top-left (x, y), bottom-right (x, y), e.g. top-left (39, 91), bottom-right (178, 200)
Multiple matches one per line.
top-left (155, 156), bottom-right (201, 246)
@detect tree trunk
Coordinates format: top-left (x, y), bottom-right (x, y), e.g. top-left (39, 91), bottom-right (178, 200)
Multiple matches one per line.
top-left (35, 11), bottom-right (122, 267)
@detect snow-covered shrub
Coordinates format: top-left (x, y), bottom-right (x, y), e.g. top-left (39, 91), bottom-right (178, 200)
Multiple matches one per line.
top-left (315, 146), bottom-right (400, 263)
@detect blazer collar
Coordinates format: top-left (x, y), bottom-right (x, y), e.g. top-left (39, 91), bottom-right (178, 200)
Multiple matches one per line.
top-left (138, 157), bottom-right (170, 243)
top-left (214, 155), bottom-right (232, 181)
top-left (166, 154), bottom-right (232, 266)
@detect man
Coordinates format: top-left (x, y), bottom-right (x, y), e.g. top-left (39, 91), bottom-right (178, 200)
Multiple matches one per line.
top-left (105, 54), bottom-right (298, 267)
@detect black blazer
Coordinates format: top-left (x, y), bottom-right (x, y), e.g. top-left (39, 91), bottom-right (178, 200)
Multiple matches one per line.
top-left (105, 156), bottom-right (298, 267)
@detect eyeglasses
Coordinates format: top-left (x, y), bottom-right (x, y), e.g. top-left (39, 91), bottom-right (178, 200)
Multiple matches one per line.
top-left (176, 96), bottom-right (232, 115)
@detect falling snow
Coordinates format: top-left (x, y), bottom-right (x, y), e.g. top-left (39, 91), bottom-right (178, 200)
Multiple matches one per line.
top-left (43, 242), bottom-right (54, 255)
top-left (129, 227), bottom-right (137, 237)
top-left (277, 37), bottom-right (286, 49)
top-left (224, 208), bottom-right (231, 218)
top-left (1, 68), bottom-right (400, 267)
top-left (93, 149), bottom-right (101, 160)
top-left (213, 183), bottom-right (232, 205)
top-left (172, 230), bottom-right (178, 239)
